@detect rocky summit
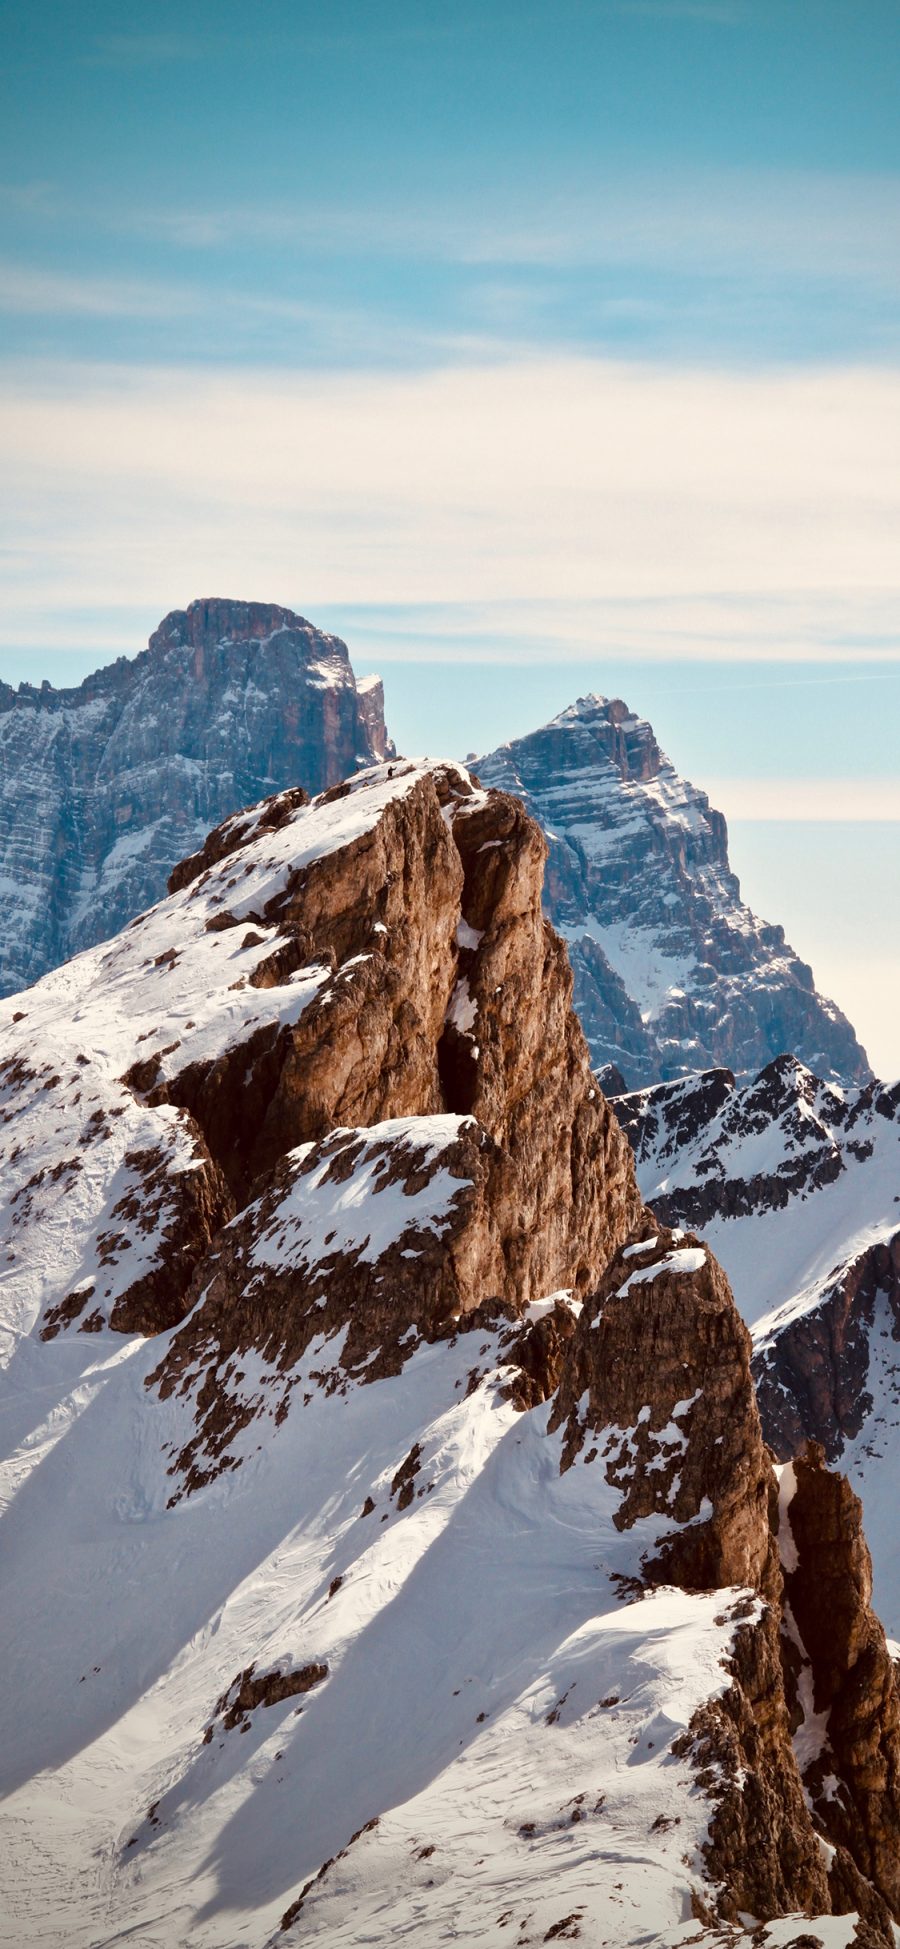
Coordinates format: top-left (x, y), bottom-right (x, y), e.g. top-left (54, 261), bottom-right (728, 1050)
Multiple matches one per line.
top-left (1, 755), bottom-right (899, 1947)
top-left (0, 596), bottom-right (392, 997)
top-left (478, 694), bottom-right (869, 1089)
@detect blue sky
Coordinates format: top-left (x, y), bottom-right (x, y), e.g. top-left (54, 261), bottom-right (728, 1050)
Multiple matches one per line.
top-left (2, 0), bottom-right (899, 1067)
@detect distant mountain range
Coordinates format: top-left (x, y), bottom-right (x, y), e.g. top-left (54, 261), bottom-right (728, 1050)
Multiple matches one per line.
top-left (0, 609), bottom-right (869, 1099)
top-left (0, 598), bottom-right (392, 995)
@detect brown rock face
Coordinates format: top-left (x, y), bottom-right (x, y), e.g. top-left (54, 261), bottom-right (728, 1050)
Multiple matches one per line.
top-left (780, 1445), bottom-right (900, 1921)
top-left (143, 760), bottom-right (640, 1482)
top-left (552, 1227), bottom-right (772, 1591)
top-left (551, 1225), bottom-right (900, 1936)
top-left (157, 769), bottom-right (466, 1202)
top-left (681, 1599), bottom-right (830, 1924)
top-left (150, 1117), bottom-right (514, 1491)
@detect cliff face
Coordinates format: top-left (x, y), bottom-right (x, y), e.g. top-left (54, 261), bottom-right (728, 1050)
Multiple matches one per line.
top-left (551, 1228), bottom-right (900, 1937)
top-left (0, 597), bottom-right (392, 995)
top-left (478, 695), bottom-right (869, 1089)
top-left (0, 754), bottom-right (897, 1948)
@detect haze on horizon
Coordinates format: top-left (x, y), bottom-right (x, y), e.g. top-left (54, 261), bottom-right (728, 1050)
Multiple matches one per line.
top-left (1, 0), bottom-right (898, 1069)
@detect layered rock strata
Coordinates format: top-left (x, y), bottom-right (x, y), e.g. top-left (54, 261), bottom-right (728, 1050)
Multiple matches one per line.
top-left (478, 695), bottom-right (869, 1087)
top-left (0, 596), bottom-right (392, 995)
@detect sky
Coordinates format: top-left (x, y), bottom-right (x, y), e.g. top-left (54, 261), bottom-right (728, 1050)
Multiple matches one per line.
top-left (1, 0), bottom-right (899, 1069)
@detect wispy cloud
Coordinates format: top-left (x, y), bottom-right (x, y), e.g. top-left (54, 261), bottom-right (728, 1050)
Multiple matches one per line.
top-left (705, 778), bottom-right (900, 821)
top-left (0, 261), bottom-right (200, 319)
top-left (128, 167), bottom-right (900, 288)
top-left (2, 355), bottom-right (899, 666)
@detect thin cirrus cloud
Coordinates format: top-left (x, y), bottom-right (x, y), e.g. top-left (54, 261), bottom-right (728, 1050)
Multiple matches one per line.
top-left (2, 353), bottom-right (899, 669)
top-left (0, 260), bottom-right (201, 319)
top-left (704, 778), bottom-right (900, 822)
top-left (129, 168), bottom-right (900, 283)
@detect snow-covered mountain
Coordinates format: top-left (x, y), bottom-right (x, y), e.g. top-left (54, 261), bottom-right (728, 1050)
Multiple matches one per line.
top-left (0, 597), bottom-right (392, 997)
top-left (617, 1057), bottom-right (900, 1630)
top-left (478, 695), bottom-right (869, 1090)
top-left (2, 756), bottom-right (899, 1947)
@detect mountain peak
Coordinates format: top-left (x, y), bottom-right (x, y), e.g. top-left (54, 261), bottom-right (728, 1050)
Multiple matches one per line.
top-left (551, 692), bottom-right (635, 725)
top-left (478, 700), bottom-right (869, 1089)
top-left (0, 600), bottom-right (392, 997)
top-left (147, 596), bottom-right (331, 659)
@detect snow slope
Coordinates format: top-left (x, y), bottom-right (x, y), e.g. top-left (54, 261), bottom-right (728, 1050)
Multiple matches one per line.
top-left (0, 1310), bottom-right (772, 1949)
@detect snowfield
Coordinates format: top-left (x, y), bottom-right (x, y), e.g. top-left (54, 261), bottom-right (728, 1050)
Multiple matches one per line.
top-left (0, 1307), bottom-right (839, 1949)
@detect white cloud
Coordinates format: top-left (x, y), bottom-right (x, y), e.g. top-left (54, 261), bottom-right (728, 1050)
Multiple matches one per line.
top-left (2, 354), bottom-right (900, 664)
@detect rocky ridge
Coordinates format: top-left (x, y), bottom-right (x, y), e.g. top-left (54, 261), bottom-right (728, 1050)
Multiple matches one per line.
top-left (478, 694), bottom-right (869, 1088)
top-left (0, 596), bottom-right (392, 996)
top-left (0, 757), bottom-right (897, 1945)
top-left (616, 1054), bottom-right (900, 1633)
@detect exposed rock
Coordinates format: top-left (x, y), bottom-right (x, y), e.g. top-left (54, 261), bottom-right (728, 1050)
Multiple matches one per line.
top-left (144, 762), bottom-right (640, 1484)
top-left (150, 1115), bottom-right (515, 1490)
top-left (754, 1234), bottom-right (900, 1463)
top-left (552, 1226), bottom-right (772, 1592)
top-left (0, 597), bottom-right (392, 996)
top-left (678, 1599), bottom-right (830, 1924)
top-left (478, 695), bottom-right (869, 1087)
top-left (615, 1055), bottom-right (877, 1233)
top-left (551, 1221), bottom-right (900, 1936)
top-left (614, 1049), bottom-right (900, 1631)
top-left (206, 1660), bottom-right (328, 1738)
top-left (778, 1447), bottom-right (900, 1924)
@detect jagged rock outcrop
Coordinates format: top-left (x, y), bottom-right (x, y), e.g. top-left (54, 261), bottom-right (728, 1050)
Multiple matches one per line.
top-left (552, 1223), bottom-right (900, 1936)
top-left (552, 1227), bottom-right (773, 1592)
top-left (140, 764), bottom-right (640, 1486)
top-left (615, 1055), bottom-right (899, 1235)
top-left (0, 756), bottom-right (640, 1482)
top-left (0, 597), bottom-right (392, 995)
top-left (680, 1598), bottom-right (831, 1926)
top-left (754, 1233), bottom-right (900, 1464)
top-left (778, 1446), bottom-right (900, 1931)
top-left (149, 1115), bottom-right (515, 1493)
top-left (478, 695), bottom-right (869, 1088)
